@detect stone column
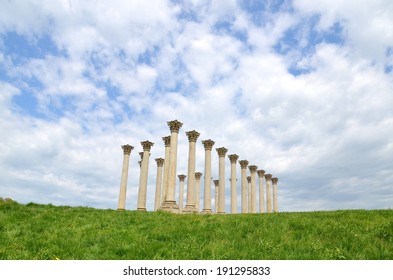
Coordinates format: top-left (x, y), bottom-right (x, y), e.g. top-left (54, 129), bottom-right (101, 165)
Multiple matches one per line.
top-left (257, 170), bottom-right (266, 213)
top-left (178, 174), bottom-right (186, 214)
top-left (272, 177), bottom-right (279, 213)
top-left (154, 158), bottom-right (164, 211)
top-left (265, 173), bottom-right (273, 213)
top-left (213, 179), bottom-right (219, 213)
top-left (239, 160), bottom-right (249, 214)
top-left (216, 147), bottom-right (228, 214)
top-left (117, 144), bottom-right (133, 210)
top-left (161, 136), bottom-right (171, 205)
top-left (137, 141), bottom-right (154, 211)
top-left (201, 139), bottom-right (215, 214)
top-left (228, 154), bottom-right (238, 214)
top-left (161, 120), bottom-right (183, 213)
top-left (184, 130), bottom-right (200, 213)
top-left (247, 176), bottom-right (251, 213)
top-left (248, 165), bottom-right (258, 213)
top-left (195, 172), bottom-right (202, 212)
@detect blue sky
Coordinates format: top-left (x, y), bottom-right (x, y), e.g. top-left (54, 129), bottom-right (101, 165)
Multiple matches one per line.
top-left (1, 0), bottom-right (393, 212)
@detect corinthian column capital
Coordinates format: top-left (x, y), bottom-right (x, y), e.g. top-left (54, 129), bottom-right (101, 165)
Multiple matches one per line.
top-left (257, 169), bottom-right (265, 177)
top-left (178, 174), bottom-right (186, 181)
top-left (265, 174), bottom-right (272, 181)
top-left (247, 176), bottom-right (251, 183)
top-left (272, 177), bottom-right (279, 184)
top-left (228, 154), bottom-right (239, 164)
top-left (121, 144), bottom-right (134, 155)
top-left (167, 119), bottom-right (183, 133)
top-left (141, 140), bottom-right (154, 151)
top-left (155, 158), bottom-right (164, 167)
top-left (216, 147), bottom-right (228, 157)
top-left (202, 139), bottom-right (215, 150)
top-left (195, 172), bottom-right (202, 180)
top-left (239, 160), bottom-right (249, 169)
top-left (162, 136), bottom-right (171, 147)
top-left (248, 165), bottom-right (258, 173)
top-left (186, 130), bottom-right (200, 142)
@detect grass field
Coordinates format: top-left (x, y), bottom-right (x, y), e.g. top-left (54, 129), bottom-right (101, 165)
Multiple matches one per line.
top-left (0, 199), bottom-right (392, 260)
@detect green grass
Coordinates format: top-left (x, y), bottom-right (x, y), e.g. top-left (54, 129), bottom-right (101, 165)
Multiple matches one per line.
top-left (0, 200), bottom-right (392, 260)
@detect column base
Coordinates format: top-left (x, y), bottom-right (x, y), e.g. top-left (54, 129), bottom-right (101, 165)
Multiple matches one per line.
top-left (160, 200), bottom-right (180, 214)
top-left (182, 204), bottom-right (198, 214)
top-left (201, 208), bottom-right (212, 214)
top-left (136, 208), bottom-right (147, 212)
top-left (217, 211), bottom-right (226, 214)
top-left (117, 208), bottom-right (125, 211)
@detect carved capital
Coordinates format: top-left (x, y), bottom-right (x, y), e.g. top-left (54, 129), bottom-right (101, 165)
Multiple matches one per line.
top-left (141, 140), bottom-right (154, 151)
top-left (213, 180), bottom-right (219, 186)
top-left (216, 147), bottom-right (228, 157)
top-left (228, 154), bottom-right (239, 164)
top-left (202, 139), bottom-right (215, 150)
top-left (178, 174), bottom-right (186, 181)
top-left (167, 119), bottom-right (183, 133)
top-left (265, 174), bottom-right (272, 181)
top-left (248, 165), bottom-right (258, 173)
top-left (186, 130), bottom-right (200, 142)
top-left (195, 172), bottom-right (202, 180)
top-left (257, 169), bottom-right (266, 177)
top-left (121, 144), bottom-right (134, 155)
top-left (138, 160), bottom-right (142, 167)
top-left (247, 176), bottom-right (251, 183)
top-left (239, 160), bottom-right (249, 169)
top-left (272, 177), bottom-right (279, 184)
top-left (139, 152), bottom-right (144, 159)
top-left (155, 158), bottom-right (164, 167)
top-left (162, 136), bottom-right (171, 147)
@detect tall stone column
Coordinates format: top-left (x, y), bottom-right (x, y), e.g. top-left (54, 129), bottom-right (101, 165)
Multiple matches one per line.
top-left (161, 136), bottom-right (171, 205)
top-left (154, 158), bottom-right (164, 211)
top-left (247, 176), bottom-right (251, 213)
top-left (213, 179), bottom-right (219, 214)
top-left (184, 130), bottom-right (200, 213)
top-left (228, 154), bottom-right (239, 214)
top-left (117, 144), bottom-right (134, 210)
top-left (195, 172), bottom-right (202, 212)
top-left (257, 170), bottom-right (266, 213)
top-left (201, 139), bottom-right (215, 214)
top-left (216, 147), bottom-right (228, 214)
top-left (137, 141), bottom-right (154, 211)
top-left (239, 160), bottom-right (249, 214)
top-left (248, 165), bottom-right (258, 213)
top-left (265, 173), bottom-right (273, 213)
top-left (161, 120), bottom-right (183, 213)
top-left (178, 174), bottom-right (186, 214)
top-left (272, 177), bottom-right (279, 213)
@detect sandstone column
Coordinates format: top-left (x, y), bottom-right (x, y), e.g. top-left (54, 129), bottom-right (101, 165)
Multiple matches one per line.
top-left (117, 144), bottom-right (133, 210)
top-left (272, 177), bottom-right (279, 213)
top-left (249, 165), bottom-right (258, 213)
top-left (137, 141), bottom-right (154, 211)
top-left (161, 136), bottom-right (171, 205)
top-left (257, 170), bottom-right (266, 213)
top-left (216, 147), bottom-right (228, 214)
top-left (161, 120), bottom-right (183, 213)
top-left (239, 160), bottom-right (249, 214)
top-left (265, 173), bottom-right (273, 213)
top-left (195, 172), bottom-right (202, 212)
top-left (228, 154), bottom-right (239, 214)
top-left (247, 176), bottom-right (251, 213)
top-left (184, 130), bottom-right (200, 213)
top-left (213, 179), bottom-right (219, 213)
top-left (201, 139), bottom-right (215, 214)
top-left (154, 158), bottom-right (164, 211)
top-left (178, 174), bottom-right (186, 214)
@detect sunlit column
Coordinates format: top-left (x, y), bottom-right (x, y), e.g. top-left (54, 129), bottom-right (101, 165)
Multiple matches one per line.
top-left (178, 174), bottom-right (186, 214)
top-left (137, 141), bottom-right (154, 211)
top-left (195, 172), bottom-right (202, 212)
top-left (248, 165), bottom-right (258, 213)
top-left (272, 177), bottom-right (279, 213)
top-left (161, 136), bottom-right (171, 205)
top-left (265, 174), bottom-right (273, 213)
top-left (117, 144), bottom-right (133, 210)
top-left (257, 170), bottom-right (266, 213)
top-left (201, 139), bottom-right (215, 214)
top-left (216, 147), bottom-right (228, 214)
top-left (247, 176), bottom-right (251, 213)
top-left (239, 160), bottom-right (249, 214)
top-left (213, 179), bottom-right (219, 214)
top-left (228, 154), bottom-right (239, 214)
top-left (154, 158), bottom-right (164, 211)
top-left (184, 130), bottom-right (200, 213)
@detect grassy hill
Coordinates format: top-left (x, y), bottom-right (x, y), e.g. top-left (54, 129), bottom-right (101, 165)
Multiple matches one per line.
top-left (0, 199), bottom-right (392, 260)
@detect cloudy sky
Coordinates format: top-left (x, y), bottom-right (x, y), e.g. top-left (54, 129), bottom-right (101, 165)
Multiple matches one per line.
top-left (1, 0), bottom-right (392, 212)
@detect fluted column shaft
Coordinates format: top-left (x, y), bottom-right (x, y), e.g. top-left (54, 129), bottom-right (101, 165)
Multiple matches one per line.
top-left (154, 158), bottom-right (164, 211)
top-left (201, 139), bottom-right (215, 214)
top-left (247, 176), bottom-right (251, 213)
top-left (272, 177), bottom-right (279, 213)
top-left (216, 147), bottom-right (228, 214)
top-left (161, 136), bottom-right (171, 205)
top-left (265, 174), bottom-right (273, 213)
top-left (118, 144), bottom-right (133, 210)
top-left (228, 154), bottom-right (238, 214)
top-left (213, 179), bottom-right (219, 214)
top-left (184, 130), bottom-right (200, 213)
top-left (178, 175), bottom-right (186, 214)
top-left (249, 165), bottom-right (258, 213)
top-left (137, 141), bottom-right (154, 211)
top-left (195, 172), bottom-right (202, 212)
top-left (257, 170), bottom-right (266, 213)
top-left (239, 160), bottom-right (249, 214)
